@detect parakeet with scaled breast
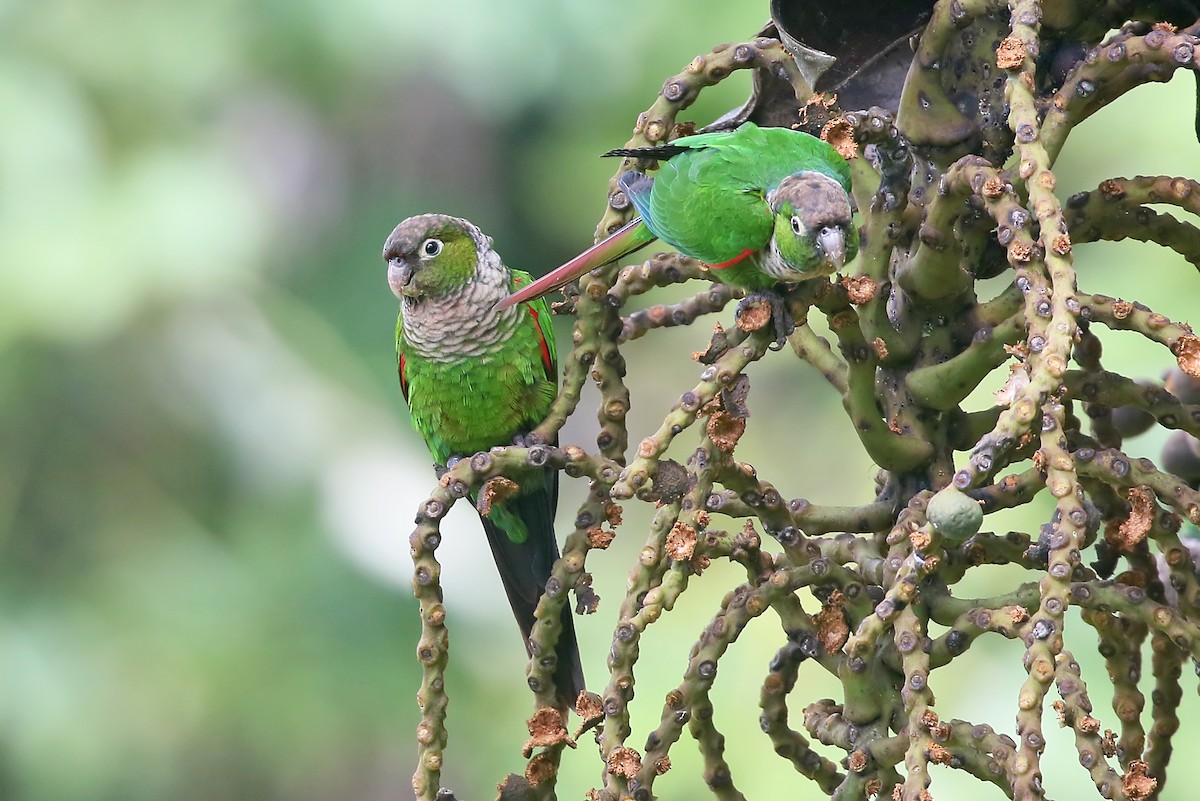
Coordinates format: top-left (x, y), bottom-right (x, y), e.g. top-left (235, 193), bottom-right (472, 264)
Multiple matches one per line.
top-left (498, 122), bottom-right (858, 344)
top-left (384, 213), bottom-right (584, 707)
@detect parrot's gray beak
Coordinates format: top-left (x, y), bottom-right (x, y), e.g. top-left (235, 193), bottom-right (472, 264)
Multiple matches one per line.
top-left (387, 258), bottom-right (417, 298)
top-left (817, 226), bottom-right (846, 270)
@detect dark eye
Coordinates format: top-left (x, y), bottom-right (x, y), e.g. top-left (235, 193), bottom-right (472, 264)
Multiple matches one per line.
top-left (420, 238), bottom-right (443, 258)
top-left (790, 216), bottom-right (804, 236)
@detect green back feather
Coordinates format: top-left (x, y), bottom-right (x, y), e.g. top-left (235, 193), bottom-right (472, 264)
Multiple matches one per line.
top-left (641, 123), bottom-right (851, 265)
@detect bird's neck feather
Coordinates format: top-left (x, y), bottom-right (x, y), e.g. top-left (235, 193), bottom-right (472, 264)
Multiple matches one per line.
top-left (402, 247), bottom-right (522, 361)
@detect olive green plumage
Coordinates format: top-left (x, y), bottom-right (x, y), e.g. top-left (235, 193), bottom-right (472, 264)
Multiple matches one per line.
top-left (384, 213), bottom-right (583, 706)
top-left (498, 122), bottom-right (859, 311)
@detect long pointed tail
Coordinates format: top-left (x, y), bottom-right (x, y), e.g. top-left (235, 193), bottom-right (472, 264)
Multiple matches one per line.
top-left (495, 218), bottom-right (657, 310)
top-left (479, 470), bottom-right (584, 707)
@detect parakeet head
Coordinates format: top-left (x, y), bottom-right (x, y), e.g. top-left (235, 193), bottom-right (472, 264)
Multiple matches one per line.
top-left (383, 214), bottom-right (490, 300)
top-left (768, 172), bottom-right (859, 279)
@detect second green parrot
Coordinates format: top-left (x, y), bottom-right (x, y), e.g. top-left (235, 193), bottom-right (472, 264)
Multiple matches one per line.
top-left (497, 122), bottom-right (859, 341)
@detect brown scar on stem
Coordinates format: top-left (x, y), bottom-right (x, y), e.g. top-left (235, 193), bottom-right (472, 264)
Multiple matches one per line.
top-left (821, 117), bottom-right (858, 160)
top-left (1123, 760), bottom-right (1157, 801)
top-left (1108, 485), bottom-right (1155, 551)
top-left (587, 527), bottom-right (615, 549)
top-left (1174, 334), bottom-right (1200, 378)
top-left (478, 476), bottom-right (520, 516)
top-left (996, 36), bottom-right (1026, 69)
top-left (666, 521), bottom-right (698, 561)
top-left (707, 409), bottom-right (747, 452)
top-left (841, 274), bottom-right (878, 304)
top-left (522, 707), bottom-right (576, 758)
top-left (606, 746), bottom-right (642, 778)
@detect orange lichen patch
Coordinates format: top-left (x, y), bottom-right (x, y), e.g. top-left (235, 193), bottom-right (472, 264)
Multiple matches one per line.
top-left (522, 708), bottom-right (576, 758)
top-left (1052, 699), bottom-right (1068, 725)
top-left (1112, 299), bottom-right (1134, 320)
top-left (1005, 340), bottom-right (1031, 359)
top-left (524, 752), bottom-right (558, 786)
top-left (666, 521), bottom-right (698, 561)
top-left (478, 476), bottom-right (520, 517)
top-left (982, 175), bottom-right (1006, 198)
top-left (928, 742), bottom-right (953, 765)
top-left (931, 721), bottom-right (950, 740)
top-left (1123, 760), bottom-right (1158, 801)
top-left (606, 502), bottom-right (624, 527)
top-left (1100, 179), bottom-right (1126, 200)
top-left (815, 590), bottom-right (850, 654)
top-left (821, 117), bottom-right (858, 160)
top-left (691, 553), bottom-right (712, 574)
top-left (996, 36), bottom-right (1027, 69)
top-left (799, 92), bottom-right (839, 124)
top-left (1101, 729), bottom-right (1118, 757)
top-left (707, 409), bottom-right (747, 452)
top-left (740, 519), bottom-right (761, 549)
top-left (887, 416), bottom-right (903, 435)
top-left (587, 527), bottom-right (615, 550)
top-left (735, 296), bottom-right (773, 332)
top-left (654, 756), bottom-right (672, 775)
top-left (572, 691), bottom-right (604, 739)
top-left (1050, 233), bottom-right (1072, 255)
top-left (696, 511), bottom-right (711, 528)
top-left (1153, 21), bottom-right (1178, 32)
top-left (672, 120), bottom-right (697, 139)
top-left (1110, 486), bottom-right (1155, 551)
top-left (1009, 240), bottom-right (1034, 262)
top-left (1080, 714), bottom-right (1101, 734)
top-left (847, 749), bottom-right (869, 772)
top-left (909, 527), bottom-right (933, 552)
top-left (841, 274), bottom-right (878, 304)
top-left (585, 790), bottom-right (602, 801)
top-left (1174, 335), bottom-right (1200, 378)
top-left (606, 746), bottom-right (642, 778)
top-left (1007, 605), bottom-right (1030, 625)
top-left (865, 777), bottom-right (882, 798)
top-left (891, 785), bottom-right (903, 801)
top-left (873, 337), bottom-right (889, 360)
top-left (921, 709), bottom-right (940, 729)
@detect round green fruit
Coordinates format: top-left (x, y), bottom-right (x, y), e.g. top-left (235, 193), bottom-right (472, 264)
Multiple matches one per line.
top-left (927, 487), bottom-right (984, 542)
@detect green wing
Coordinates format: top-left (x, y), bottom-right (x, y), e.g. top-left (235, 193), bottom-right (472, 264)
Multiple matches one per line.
top-left (645, 123), bottom-right (851, 264)
top-left (509, 268), bottom-right (557, 407)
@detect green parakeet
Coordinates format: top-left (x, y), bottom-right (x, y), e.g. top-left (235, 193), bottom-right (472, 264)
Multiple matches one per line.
top-left (384, 214), bottom-right (584, 707)
top-left (497, 122), bottom-right (858, 342)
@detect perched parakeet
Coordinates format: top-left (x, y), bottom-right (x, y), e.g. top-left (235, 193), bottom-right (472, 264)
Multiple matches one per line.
top-left (384, 214), bottom-right (584, 707)
top-left (497, 122), bottom-right (858, 342)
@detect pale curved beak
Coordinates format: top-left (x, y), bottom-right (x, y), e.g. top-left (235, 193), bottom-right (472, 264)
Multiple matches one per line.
top-left (387, 258), bottom-right (415, 298)
top-left (817, 226), bottom-right (846, 270)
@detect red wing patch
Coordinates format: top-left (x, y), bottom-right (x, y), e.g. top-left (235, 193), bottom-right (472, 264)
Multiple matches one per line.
top-left (707, 248), bottom-right (754, 270)
top-left (526, 304), bottom-right (554, 379)
top-left (398, 353), bottom-right (409, 402)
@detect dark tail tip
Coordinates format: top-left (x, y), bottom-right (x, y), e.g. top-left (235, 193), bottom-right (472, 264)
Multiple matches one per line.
top-left (603, 144), bottom-right (690, 160)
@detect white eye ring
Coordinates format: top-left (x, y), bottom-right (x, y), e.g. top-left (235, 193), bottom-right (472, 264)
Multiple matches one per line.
top-left (420, 238), bottom-right (443, 259)
top-left (790, 216), bottom-right (804, 236)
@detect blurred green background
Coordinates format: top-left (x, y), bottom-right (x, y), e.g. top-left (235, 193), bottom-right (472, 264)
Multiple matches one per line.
top-left (1, 1), bottom-right (1198, 799)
